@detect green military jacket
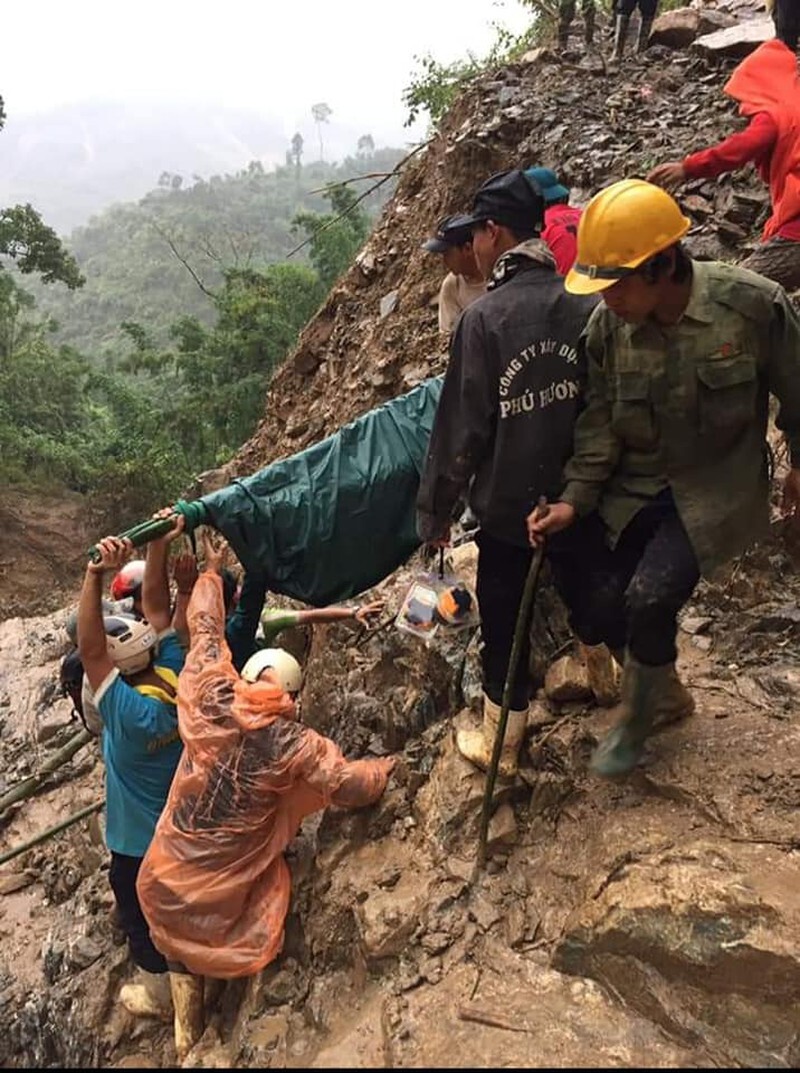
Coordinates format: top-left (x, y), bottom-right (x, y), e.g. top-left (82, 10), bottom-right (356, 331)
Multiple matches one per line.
top-left (561, 260), bottom-right (800, 577)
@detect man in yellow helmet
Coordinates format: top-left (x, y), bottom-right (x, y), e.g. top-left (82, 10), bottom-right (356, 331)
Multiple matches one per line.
top-left (528, 179), bottom-right (800, 777)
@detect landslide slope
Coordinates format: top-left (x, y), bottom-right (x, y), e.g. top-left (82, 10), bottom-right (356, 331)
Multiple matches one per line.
top-left (222, 2), bottom-right (770, 484)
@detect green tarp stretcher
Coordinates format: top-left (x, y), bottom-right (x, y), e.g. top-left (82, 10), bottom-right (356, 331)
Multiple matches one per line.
top-left (92, 377), bottom-right (443, 606)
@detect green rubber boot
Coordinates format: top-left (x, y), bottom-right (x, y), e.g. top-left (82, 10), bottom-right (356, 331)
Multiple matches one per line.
top-left (591, 656), bottom-right (665, 777)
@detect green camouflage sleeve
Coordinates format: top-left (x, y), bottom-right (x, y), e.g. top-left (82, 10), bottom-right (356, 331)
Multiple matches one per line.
top-left (766, 288), bottom-right (800, 467)
top-left (561, 318), bottom-right (622, 515)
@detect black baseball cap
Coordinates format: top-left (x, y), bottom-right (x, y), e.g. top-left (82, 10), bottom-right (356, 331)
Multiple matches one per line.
top-left (422, 213), bottom-right (475, 253)
top-left (460, 169), bottom-right (545, 235)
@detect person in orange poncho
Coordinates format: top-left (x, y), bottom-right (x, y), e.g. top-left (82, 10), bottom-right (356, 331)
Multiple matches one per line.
top-left (136, 528), bottom-right (395, 1061)
top-left (647, 39), bottom-right (800, 292)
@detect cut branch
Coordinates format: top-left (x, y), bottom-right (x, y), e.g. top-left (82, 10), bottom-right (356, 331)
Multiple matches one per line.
top-left (286, 139), bottom-right (433, 260)
top-left (151, 220), bottom-right (217, 300)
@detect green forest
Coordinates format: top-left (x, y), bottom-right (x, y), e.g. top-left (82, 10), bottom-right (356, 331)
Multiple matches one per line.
top-left (0, 95), bottom-right (404, 526)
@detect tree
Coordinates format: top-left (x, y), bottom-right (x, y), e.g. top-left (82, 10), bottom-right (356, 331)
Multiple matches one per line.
top-left (290, 132), bottom-right (304, 175)
top-left (0, 98), bottom-right (84, 289)
top-left (357, 134), bottom-right (375, 158)
top-left (311, 102), bottom-right (333, 161)
top-left (121, 263), bottom-right (322, 467)
top-left (292, 185), bottom-right (370, 292)
top-left (0, 205), bottom-right (84, 289)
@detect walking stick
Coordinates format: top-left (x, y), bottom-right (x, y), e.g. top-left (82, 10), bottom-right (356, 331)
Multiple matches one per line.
top-left (473, 499), bottom-right (548, 879)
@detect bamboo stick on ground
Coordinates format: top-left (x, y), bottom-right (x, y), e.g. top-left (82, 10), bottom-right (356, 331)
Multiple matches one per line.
top-left (0, 728), bottom-right (93, 815)
top-left (0, 800), bottom-right (103, 868)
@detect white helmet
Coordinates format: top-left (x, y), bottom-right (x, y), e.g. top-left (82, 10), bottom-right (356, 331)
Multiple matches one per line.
top-left (104, 615), bottom-right (157, 675)
top-left (241, 648), bottom-right (303, 693)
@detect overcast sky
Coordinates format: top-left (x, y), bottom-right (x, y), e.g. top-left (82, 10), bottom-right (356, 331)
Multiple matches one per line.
top-left (2, 0), bottom-right (532, 144)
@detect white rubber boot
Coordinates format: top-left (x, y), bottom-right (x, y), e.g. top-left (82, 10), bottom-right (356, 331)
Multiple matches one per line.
top-left (119, 970), bottom-right (172, 1021)
top-left (456, 693), bottom-right (528, 779)
top-left (170, 972), bottom-right (205, 1061)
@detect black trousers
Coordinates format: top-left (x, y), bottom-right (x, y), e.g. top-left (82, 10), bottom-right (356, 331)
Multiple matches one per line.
top-left (109, 852), bottom-right (168, 974)
top-left (476, 530), bottom-right (537, 710)
top-left (617, 0), bottom-right (658, 17)
top-left (548, 492), bottom-right (700, 667)
top-left (774, 0), bottom-right (800, 51)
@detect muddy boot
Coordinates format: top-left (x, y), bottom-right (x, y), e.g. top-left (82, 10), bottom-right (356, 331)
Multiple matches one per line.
top-left (456, 693), bottom-right (528, 779)
top-left (170, 972), bottom-right (205, 1061)
top-left (591, 656), bottom-right (664, 777)
top-left (651, 664), bottom-right (695, 732)
top-left (119, 970), bottom-right (172, 1022)
top-left (636, 16), bottom-right (653, 53)
top-left (610, 13), bottom-right (630, 63)
top-left (580, 642), bottom-right (620, 707)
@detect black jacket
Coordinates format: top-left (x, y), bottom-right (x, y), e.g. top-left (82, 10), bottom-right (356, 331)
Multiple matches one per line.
top-left (417, 244), bottom-right (597, 548)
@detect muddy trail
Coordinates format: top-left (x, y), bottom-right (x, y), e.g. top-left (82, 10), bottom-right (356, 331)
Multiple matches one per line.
top-left (1, 523), bottom-right (799, 1068)
top-left (2, 0), bottom-right (800, 1067)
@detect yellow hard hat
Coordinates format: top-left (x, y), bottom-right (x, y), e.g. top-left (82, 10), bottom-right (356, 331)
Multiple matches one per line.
top-left (565, 179), bottom-right (691, 296)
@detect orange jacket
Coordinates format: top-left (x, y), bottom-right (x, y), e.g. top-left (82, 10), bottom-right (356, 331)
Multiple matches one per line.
top-left (136, 571), bottom-right (392, 978)
top-left (724, 39), bottom-right (800, 240)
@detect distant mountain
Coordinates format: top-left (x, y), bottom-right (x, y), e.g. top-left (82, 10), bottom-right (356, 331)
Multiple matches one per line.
top-left (0, 100), bottom-right (394, 234)
top-left (23, 146), bottom-right (405, 365)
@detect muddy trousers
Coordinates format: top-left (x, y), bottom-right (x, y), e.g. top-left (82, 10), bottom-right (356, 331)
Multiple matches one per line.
top-left (109, 852), bottom-right (168, 974)
top-left (475, 530), bottom-right (539, 710)
top-left (559, 0), bottom-right (596, 43)
top-left (548, 491), bottom-right (700, 667)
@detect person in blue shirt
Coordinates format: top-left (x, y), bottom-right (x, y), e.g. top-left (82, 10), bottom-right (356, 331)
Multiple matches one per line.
top-left (77, 515), bottom-right (187, 1019)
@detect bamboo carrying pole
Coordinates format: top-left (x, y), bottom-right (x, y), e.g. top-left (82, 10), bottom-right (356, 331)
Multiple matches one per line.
top-left (0, 800), bottom-right (103, 868)
top-left (473, 499), bottom-right (549, 879)
top-left (0, 728), bottom-right (93, 815)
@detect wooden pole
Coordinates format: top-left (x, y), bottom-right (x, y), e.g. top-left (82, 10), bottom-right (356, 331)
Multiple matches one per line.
top-left (0, 728), bottom-right (93, 815)
top-left (0, 800), bottom-right (103, 868)
top-left (473, 508), bottom-right (548, 879)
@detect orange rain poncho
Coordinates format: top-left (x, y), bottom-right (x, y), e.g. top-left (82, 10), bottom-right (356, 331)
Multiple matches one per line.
top-left (724, 39), bottom-right (800, 240)
top-left (136, 571), bottom-right (393, 979)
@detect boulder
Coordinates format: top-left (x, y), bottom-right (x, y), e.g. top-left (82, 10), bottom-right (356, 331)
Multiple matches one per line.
top-left (544, 654), bottom-right (593, 703)
top-left (553, 839), bottom-right (800, 1066)
top-left (650, 6), bottom-right (737, 49)
top-left (693, 16), bottom-right (773, 58)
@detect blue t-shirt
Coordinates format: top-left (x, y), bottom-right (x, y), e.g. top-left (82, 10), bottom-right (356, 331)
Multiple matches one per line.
top-left (96, 631), bottom-right (185, 857)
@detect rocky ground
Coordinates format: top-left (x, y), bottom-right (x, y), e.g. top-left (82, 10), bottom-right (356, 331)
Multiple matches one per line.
top-left (2, 0), bottom-right (800, 1068)
top-left (1, 517), bottom-right (799, 1068)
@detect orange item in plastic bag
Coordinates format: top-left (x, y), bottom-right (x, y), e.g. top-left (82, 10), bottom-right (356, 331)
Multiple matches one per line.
top-left (136, 571), bottom-right (393, 979)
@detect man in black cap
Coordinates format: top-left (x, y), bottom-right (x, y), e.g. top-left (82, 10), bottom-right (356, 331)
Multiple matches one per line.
top-left (422, 213), bottom-right (487, 335)
top-left (417, 169), bottom-right (599, 779)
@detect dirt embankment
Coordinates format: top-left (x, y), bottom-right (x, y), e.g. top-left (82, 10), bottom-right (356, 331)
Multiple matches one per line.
top-left (0, 489), bottom-right (92, 621)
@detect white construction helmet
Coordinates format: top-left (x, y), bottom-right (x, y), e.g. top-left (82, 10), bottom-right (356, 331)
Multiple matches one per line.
top-left (103, 615), bottom-right (158, 675)
top-left (241, 648), bottom-right (303, 693)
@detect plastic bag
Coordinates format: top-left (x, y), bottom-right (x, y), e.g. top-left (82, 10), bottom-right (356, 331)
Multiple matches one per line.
top-left (395, 571), bottom-right (479, 644)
